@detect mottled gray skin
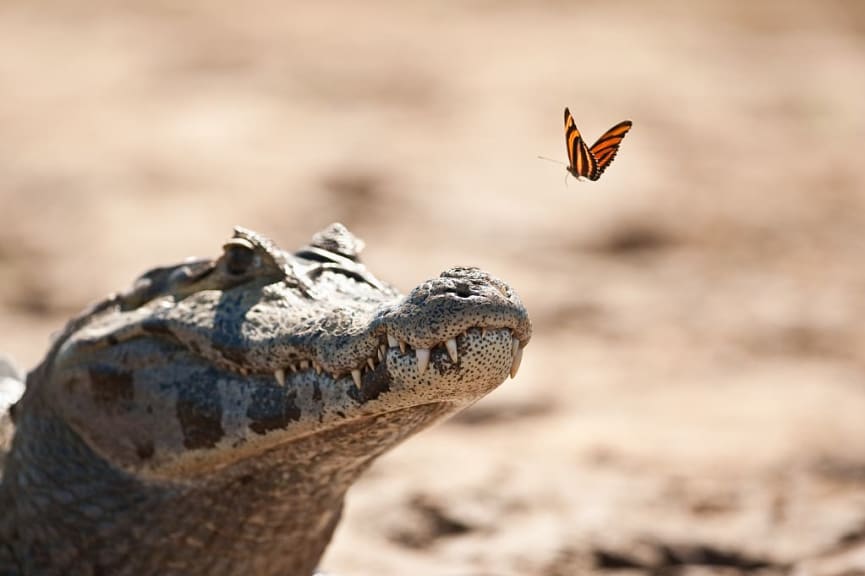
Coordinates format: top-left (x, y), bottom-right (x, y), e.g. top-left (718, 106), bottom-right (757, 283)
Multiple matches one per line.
top-left (0, 224), bottom-right (531, 576)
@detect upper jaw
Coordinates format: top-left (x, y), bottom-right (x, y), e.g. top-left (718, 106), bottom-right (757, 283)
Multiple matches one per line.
top-left (180, 265), bottom-right (531, 385)
top-left (55, 266), bottom-right (531, 392)
top-left (377, 266), bottom-right (532, 348)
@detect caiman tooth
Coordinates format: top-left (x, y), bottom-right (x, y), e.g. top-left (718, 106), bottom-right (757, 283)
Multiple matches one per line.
top-left (445, 338), bottom-right (459, 363)
top-left (511, 337), bottom-right (520, 358)
top-left (351, 369), bottom-right (362, 389)
top-left (274, 368), bottom-right (286, 387)
top-left (300, 360), bottom-right (310, 370)
top-left (377, 346), bottom-right (384, 362)
top-left (510, 338), bottom-right (523, 379)
top-left (481, 327), bottom-right (487, 337)
top-left (289, 364), bottom-right (298, 373)
top-left (367, 358), bottom-right (375, 370)
top-left (399, 340), bottom-right (407, 354)
top-left (313, 361), bottom-right (323, 375)
top-left (387, 333), bottom-right (399, 348)
top-left (510, 347), bottom-right (523, 378)
top-left (416, 348), bottom-right (430, 375)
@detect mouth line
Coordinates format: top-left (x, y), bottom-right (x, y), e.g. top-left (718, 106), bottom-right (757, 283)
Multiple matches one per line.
top-left (219, 326), bottom-right (526, 391)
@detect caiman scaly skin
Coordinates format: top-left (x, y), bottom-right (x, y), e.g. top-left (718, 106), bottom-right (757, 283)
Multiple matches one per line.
top-left (0, 223), bottom-right (531, 576)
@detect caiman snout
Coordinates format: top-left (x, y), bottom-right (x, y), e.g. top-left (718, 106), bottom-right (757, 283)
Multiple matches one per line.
top-left (381, 266), bottom-right (531, 350)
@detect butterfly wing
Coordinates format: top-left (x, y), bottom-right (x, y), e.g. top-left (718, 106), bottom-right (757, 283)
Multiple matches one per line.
top-left (588, 120), bottom-right (632, 180)
top-left (564, 107), bottom-right (597, 180)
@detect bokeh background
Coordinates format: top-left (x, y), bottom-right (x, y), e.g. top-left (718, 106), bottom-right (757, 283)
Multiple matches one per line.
top-left (2, 1), bottom-right (865, 574)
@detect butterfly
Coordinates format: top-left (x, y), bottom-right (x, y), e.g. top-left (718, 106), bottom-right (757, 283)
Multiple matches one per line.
top-left (563, 107), bottom-right (632, 181)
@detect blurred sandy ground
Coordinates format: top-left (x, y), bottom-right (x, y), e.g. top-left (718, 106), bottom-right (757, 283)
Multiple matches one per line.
top-left (1, 0), bottom-right (865, 574)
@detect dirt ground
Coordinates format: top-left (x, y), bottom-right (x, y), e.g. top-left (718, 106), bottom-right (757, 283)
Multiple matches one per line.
top-left (2, 1), bottom-right (865, 574)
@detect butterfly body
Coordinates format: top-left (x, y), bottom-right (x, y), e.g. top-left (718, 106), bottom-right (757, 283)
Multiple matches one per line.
top-left (564, 107), bottom-right (632, 181)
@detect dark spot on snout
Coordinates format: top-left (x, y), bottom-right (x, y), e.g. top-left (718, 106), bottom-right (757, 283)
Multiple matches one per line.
top-left (431, 349), bottom-right (461, 376)
top-left (247, 388), bottom-right (301, 435)
top-left (88, 368), bottom-right (134, 409)
top-left (176, 398), bottom-right (225, 450)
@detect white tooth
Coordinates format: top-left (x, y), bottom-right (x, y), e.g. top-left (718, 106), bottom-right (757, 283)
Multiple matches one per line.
top-left (377, 346), bottom-right (384, 362)
top-left (330, 372), bottom-right (340, 380)
top-left (416, 348), bottom-right (430, 375)
top-left (367, 358), bottom-right (375, 370)
top-left (481, 327), bottom-right (488, 337)
top-left (274, 368), bottom-right (286, 386)
top-left (511, 337), bottom-right (520, 358)
top-left (445, 338), bottom-right (459, 363)
top-left (351, 369), bottom-right (362, 389)
top-left (313, 362), bottom-right (322, 374)
top-left (300, 360), bottom-right (310, 370)
top-left (289, 364), bottom-right (298, 373)
top-left (387, 333), bottom-right (399, 348)
top-left (399, 340), bottom-right (406, 354)
top-left (510, 346), bottom-right (524, 379)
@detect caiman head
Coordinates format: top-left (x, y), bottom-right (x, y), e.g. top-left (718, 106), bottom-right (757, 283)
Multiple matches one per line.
top-left (2, 223), bottom-right (530, 575)
top-left (28, 223), bottom-right (532, 478)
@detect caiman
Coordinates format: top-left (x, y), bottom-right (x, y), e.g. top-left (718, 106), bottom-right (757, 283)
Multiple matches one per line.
top-left (0, 223), bottom-right (531, 576)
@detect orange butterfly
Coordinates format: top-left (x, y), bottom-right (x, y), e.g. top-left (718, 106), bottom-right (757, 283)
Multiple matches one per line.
top-left (564, 107), bottom-right (632, 181)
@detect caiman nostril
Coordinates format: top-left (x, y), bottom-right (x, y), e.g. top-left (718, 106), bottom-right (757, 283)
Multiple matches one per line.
top-left (454, 283), bottom-right (473, 298)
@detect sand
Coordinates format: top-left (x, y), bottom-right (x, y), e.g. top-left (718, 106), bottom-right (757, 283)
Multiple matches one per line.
top-left (1, 1), bottom-right (864, 574)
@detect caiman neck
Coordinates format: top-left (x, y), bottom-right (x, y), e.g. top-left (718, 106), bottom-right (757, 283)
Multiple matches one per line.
top-left (2, 384), bottom-right (453, 576)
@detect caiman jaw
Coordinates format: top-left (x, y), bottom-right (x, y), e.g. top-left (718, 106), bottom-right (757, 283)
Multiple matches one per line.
top-left (266, 327), bottom-right (525, 391)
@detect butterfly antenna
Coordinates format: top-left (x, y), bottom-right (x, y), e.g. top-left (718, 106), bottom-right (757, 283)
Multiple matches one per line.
top-left (537, 155), bottom-right (567, 167)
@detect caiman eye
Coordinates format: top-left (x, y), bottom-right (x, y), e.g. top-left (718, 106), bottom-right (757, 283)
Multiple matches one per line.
top-left (222, 238), bottom-right (256, 275)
